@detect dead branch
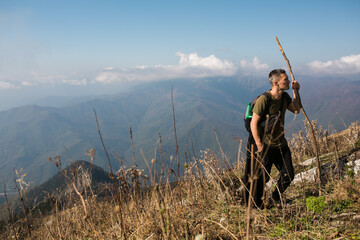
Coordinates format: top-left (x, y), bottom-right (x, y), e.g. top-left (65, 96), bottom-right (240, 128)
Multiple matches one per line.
top-left (275, 36), bottom-right (322, 195)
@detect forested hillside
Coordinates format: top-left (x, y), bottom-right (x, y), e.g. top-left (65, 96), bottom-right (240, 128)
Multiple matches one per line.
top-left (0, 76), bottom-right (359, 189)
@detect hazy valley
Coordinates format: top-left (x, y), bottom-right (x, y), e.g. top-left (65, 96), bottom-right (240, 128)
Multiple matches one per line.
top-left (0, 75), bottom-right (359, 190)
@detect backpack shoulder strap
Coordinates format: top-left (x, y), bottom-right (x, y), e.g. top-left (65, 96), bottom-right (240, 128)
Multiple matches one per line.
top-left (249, 91), bottom-right (272, 118)
top-left (262, 91), bottom-right (271, 100)
top-left (262, 91), bottom-right (272, 116)
top-left (262, 91), bottom-right (287, 115)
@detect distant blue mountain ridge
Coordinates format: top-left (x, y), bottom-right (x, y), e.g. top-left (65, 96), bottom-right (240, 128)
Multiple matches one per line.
top-left (0, 75), bottom-right (359, 190)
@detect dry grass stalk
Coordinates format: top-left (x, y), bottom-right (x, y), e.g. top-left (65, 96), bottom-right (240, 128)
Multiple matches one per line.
top-left (13, 168), bottom-right (32, 238)
top-left (1, 100), bottom-right (359, 240)
top-left (246, 144), bottom-right (254, 240)
top-left (130, 126), bottom-right (138, 167)
top-left (213, 128), bottom-right (231, 169)
top-left (171, 86), bottom-right (180, 179)
top-left (94, 108), bottom-right (114, 179)
top-left (203, 218), bottom-right (239, 240)
top-left (2, 177), bottom-right (18, 240)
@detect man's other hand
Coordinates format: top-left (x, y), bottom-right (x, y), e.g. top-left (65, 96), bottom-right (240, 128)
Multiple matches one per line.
top-left (256, 141), bottom-right (264, 153)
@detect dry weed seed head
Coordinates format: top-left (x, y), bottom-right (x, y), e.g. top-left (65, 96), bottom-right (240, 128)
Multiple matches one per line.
top-left (4, 120), bottom-right (360, 239)
top-left (348, 121), bottom-right (360, 143)
top-left (289, 119), bottom-right (346, 161)
top-left (184, 162), bottom-right (196, 177)
top-left (15, 169), bottom-right (32, 192)
top-left (200, 149), bottom-right (222, 185)
top-left (85, 148), bottom-right (96, 158)
top-left (79, 170), bottom-right (92, 190)
top-left (290, 129), bottom-right (311, 161)
top-left (114, 205), bottom-right (120, 213)
top-left (195, 234), bottom-right (205, 240)
top-left (54, 155), bottom-right (61, 168)
top-left (69, 165), bottom-right (93, 196)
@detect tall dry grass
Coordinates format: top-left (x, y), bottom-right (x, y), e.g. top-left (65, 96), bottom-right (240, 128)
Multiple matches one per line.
top-left (1, 119), bottom-right (360, 239)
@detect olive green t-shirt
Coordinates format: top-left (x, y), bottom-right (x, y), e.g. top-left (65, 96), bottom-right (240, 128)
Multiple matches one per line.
top-left (253, 91), bottom-right (292, 148)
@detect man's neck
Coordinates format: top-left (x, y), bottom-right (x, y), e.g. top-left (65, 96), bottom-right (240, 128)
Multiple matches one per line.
top-left (270, 87), bottom-right (284, 100)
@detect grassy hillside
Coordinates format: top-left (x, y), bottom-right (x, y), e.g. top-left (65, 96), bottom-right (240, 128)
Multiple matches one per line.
top-left (0, 120), bottom-right (359, 239)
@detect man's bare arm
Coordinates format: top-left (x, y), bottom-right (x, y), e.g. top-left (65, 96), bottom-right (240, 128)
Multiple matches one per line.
top-left (250, 112), bottom-right (263, 152)
top-left (287, 101), bottom-right (300, 114)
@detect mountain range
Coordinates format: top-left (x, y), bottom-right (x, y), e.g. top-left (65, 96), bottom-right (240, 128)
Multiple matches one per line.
top-left (0, 160), bottom-right (112, 220)
top-left (0, 75), bottom-right (359, 191)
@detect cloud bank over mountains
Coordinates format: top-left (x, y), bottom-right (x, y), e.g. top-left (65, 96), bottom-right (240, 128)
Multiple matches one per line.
top-left (1, 52), bottom-right (360, 90)
top-left (308, 54), bottom-right (360, 75)
top-left (240, 57), bottom-right (269, 71)
top-left (95, 52), bottom-right (239, 84)
top-left (0, 81), bottom-right (16, 89)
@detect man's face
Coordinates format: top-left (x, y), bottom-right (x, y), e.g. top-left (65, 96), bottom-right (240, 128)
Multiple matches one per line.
top-left (276, 73), bottom-right (290, 90)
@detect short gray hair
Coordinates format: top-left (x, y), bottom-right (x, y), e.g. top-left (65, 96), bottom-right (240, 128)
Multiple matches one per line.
top-left (268, 69), bottom-right (286, 85)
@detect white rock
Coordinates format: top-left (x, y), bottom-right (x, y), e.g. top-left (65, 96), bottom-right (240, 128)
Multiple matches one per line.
top-left (346, 159), bottom-right (360, 174)
top-left (298, 157), bottom-right (316, 167)
top-left (293, 167), bottom-right (318, 184)
top-left (267, 158), bottom-right (360, 188)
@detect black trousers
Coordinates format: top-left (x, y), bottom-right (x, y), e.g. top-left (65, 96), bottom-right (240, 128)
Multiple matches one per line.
top-left (242, 134), bottom-right (294, 208)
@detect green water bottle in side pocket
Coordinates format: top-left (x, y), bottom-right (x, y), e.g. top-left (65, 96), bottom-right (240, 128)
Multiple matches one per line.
top-left (245, 103), bottom-right (253, 119)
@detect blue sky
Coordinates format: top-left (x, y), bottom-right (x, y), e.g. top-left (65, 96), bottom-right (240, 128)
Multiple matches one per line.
top-left (0, 0), bottom-right (359, 109)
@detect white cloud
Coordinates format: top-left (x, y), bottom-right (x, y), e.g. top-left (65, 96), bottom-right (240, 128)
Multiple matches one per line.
top-left (30, 71), bottom-right (67, 84)
top-left (176, 52), bottom-right (234, 70)
top-left (0, 81), bottom-right (16, 89)
top-left (3, 53), bottom-right (271, 88)
top-left (21, 81), bottom-right (37, 87)
top-left (95, 71), bottom-right (125, 84)
top-left (240, 57), bottom-right (269, 71)
top-left (30, 71), bottom-right (87, 86)
top-left (62, 78), bottom-right (87, 86)
top-left (95, 52), bottom-right (237, 84)
top-left (308, 54), bottom-right (360, 75)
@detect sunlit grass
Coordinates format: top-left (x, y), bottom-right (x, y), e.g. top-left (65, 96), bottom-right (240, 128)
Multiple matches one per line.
top-left (1, 121), bottom-right (359, 239)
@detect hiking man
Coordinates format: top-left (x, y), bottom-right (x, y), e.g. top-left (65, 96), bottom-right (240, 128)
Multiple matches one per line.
top-left (242, 69), bottom-right (300, 208)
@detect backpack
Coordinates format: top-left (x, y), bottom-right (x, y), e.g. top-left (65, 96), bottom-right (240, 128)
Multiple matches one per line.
top-left (244, 92), bottom-right (271, 133)
top-left (244, 92), bottom-right (285, 134)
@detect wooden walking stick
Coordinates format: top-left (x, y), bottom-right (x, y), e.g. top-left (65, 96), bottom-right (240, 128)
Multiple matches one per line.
top-left (275, 36), bottom-right (322, 195)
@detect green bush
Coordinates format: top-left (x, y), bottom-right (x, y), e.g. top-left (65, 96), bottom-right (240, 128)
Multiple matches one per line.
top-left (306, 196), bottom-right (326, 214)
top-left (269, 224), bottom-right (286, 237)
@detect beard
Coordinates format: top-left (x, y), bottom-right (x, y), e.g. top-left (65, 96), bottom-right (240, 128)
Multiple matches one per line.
top-left (280, 85), bottom-right (290, 91)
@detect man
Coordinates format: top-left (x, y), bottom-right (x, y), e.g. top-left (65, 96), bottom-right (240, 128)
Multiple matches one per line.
top-left (242, 69), bottom-right (300, 208)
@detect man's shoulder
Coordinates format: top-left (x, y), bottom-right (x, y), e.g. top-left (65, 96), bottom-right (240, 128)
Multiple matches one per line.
top-left (253, 92), bottom-right (271, 115)
top-left (256, 91), bottom-right (271, 103)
